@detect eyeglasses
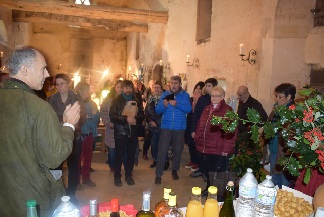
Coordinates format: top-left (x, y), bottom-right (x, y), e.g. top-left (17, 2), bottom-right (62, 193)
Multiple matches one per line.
top-left (275, 94), bottom-right (286, 99)
top-left (211, 94), bottom-right (223, 98)
top-left (55, 82), bottom-right (68, 86)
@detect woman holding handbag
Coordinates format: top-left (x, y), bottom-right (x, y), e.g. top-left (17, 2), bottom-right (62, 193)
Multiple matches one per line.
top-left (193, 86), bottom-right (238, 200)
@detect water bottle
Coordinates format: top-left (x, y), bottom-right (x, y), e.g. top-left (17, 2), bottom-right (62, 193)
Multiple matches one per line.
top-left (236, 168), bottom-right (258, 217)
top-left (254, 175), bottom-right (277, 217)
top-left (52, 196), bottom-right (80, 217)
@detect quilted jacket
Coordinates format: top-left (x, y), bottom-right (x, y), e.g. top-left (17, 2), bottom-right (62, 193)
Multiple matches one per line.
top-left (194, 100), bottom-right (237, 155)
top-left (155, 89), bottom-right (192, 130)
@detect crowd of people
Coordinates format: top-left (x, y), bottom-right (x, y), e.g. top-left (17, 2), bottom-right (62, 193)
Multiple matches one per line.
top-left (1, 45), bottom-right (311, 216)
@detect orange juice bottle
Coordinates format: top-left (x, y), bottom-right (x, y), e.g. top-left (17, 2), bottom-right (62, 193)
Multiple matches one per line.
top-left (203, 186), bottom-right (219, 217)
top-left (185, 187), bottom-right (203, 217)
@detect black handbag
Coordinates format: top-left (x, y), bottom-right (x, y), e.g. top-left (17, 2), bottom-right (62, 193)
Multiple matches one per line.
top-left (208, 156), bottom-right (237, 199)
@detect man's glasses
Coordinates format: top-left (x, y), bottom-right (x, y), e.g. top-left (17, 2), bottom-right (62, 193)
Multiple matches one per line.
top-left (275, 94), bottom-right (286, 99)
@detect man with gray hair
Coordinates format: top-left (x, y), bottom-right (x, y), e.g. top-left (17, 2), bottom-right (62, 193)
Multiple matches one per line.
top-left (154, 75), bottom-right (192, 184)
top-left (0, 46), bottom-right (80, 216)
top-left (236, 85), bottom-right (268, 131)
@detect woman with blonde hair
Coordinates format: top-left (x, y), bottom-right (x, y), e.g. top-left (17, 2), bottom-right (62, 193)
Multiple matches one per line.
top-left (194, 86), bottom-right (237, 199)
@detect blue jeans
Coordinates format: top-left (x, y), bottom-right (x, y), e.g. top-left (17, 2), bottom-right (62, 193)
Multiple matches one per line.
top-left (270, 152), bottom-right (289, 188)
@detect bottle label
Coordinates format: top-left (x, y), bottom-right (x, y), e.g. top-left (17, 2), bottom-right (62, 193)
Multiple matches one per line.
top-left (239, 186), bottom-right (257, 198)
top-left (256, 185), bottom-right (277, 205)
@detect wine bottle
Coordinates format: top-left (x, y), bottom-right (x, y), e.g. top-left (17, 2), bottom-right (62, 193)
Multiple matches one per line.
top-left (154, 186), bottom-right (172, 216)
top-left (27, 200), bottom-right (38, 217)
top-left (110, 199), bottom-right (120, 217)
top-left (136, 191), bottom-right (155, 217)
top-left (219, 181), bottom-right (235, 217)
top-left (158, 192), bottom-right (183, 217)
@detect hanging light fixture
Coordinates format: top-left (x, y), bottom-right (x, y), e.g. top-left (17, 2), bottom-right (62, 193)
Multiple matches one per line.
top-left (75, 0), bottom-right (90, 5)
top-left (83, 0), bottom-right (91, 5)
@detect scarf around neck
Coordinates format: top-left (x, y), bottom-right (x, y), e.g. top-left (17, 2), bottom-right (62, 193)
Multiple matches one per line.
top-left (122, 92), bottom-right (133, 101)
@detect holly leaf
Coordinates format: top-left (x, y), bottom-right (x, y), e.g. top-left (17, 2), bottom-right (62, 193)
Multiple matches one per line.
top-left (228, 119), bottom-right (238, 133)
top-left (263, 122), bottom-right (275, 139)
top-left (303, 168), bottom-right (311, 184)
top-left (298, 88), bottom-right (315, 97)
top-left (283, 157), bottom-right (300, 176)
top-left (250, 124), bottom-right (259, 143)
top-left (247, 108), bottom-right (261, 124)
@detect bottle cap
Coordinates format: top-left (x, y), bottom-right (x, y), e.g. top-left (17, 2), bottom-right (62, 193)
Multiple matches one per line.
top-left (266, 175), bottom-right (272, 180)
top-left (90, 199), bottom-right (97, 205)
top-left (164, 186), bottom-right (172, 199)
top-left (143, 191), bottom-right (151, 198)
top-left (168, 193), bottom-right (176, 206)
top-left (26, 200), bottom-right (37, 207)
top-left (208, 186), bottom-right (218, 194)
top-left (247, 168), bottom-right (253, 173)
top-left (228, 181), bottom-right (234, 187)
top-left (192, 187), bottom-right (201, 195)
top-left (111, 199), bottom-right (119, 212)
top-left (164, 186), bottom-right (172, 193)
top-left (61, 196), bottom-right (70, 202)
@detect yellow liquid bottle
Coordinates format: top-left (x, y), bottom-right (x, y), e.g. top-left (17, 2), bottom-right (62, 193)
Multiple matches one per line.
top-left (203, 186), bottom-right (219, 217)
top-left (186, 187), bottom-right (203, 217)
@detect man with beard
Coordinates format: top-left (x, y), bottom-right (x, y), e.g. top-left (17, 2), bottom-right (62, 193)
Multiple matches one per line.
top-left (110, 80), bottom-right (145, 186)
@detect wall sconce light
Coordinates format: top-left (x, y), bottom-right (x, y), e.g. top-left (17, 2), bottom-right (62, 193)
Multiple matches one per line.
top-left (239, 44), bottom-right (256, 65)
top-left (56, 64), bottom-right (62, 70)
top-left (159, 59), bottom-right (171, 70)
top-left (186, 55), bottom-right (199, 69)
top-left (310, 8), bottom-right (318, 15)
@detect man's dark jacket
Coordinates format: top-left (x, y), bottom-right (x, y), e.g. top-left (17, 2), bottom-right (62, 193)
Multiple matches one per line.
top-left (191, 94), bottom-right (211, 133)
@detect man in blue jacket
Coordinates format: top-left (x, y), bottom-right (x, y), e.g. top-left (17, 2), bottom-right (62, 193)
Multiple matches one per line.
top-left (154, 75), bottom-right (192, 184)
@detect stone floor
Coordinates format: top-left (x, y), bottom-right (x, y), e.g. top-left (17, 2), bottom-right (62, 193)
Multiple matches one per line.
top-left (63, 141), bottom-right (206, 211)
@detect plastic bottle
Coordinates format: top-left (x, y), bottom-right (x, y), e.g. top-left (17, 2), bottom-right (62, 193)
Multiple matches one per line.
top-left (52, 196), bottom-right (80, 217)
top-left (236, 168), bottom-right (258, 217)
top-left (254, 175), bottom-right (277, 217)
top-left (27, 200), bottom-right (38, 217)
top-left (219, 181), bottom-right (235, 217)
top-left (110, 199), bottom-right (120, 217)
top-left (159, 193), bottom-right (183, 217)
top-left (155, 186), bottom-right (172, 216)
top-left (185, 187), bottom-right (203, 217)
top-left (203, 186), bottom-right (219, 217)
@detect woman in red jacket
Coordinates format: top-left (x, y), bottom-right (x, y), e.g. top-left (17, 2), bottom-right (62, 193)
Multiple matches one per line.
top-left (194, 86), bottom-right (237, 198)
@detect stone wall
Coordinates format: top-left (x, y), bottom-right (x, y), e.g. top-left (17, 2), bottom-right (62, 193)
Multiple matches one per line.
top-left (127, 0), bottom-right (317, 113)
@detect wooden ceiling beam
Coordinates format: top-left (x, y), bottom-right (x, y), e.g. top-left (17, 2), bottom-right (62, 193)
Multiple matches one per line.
top-left (12, 11), bottom-right (148, 33)
top-left (1, 0), bottom-right (168, 24)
